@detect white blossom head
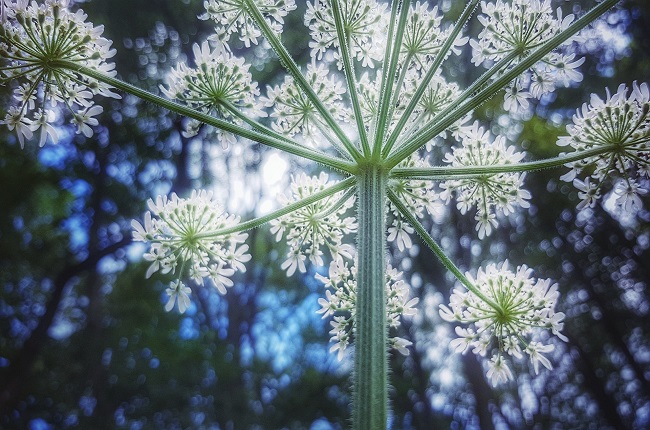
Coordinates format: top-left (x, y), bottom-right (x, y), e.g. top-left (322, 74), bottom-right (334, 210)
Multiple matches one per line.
top-left (200, 0), bottom-right (297, 48)
top-left (559, 82), bottom-right (650, 211)
top-left (441, 122), bottom-right (531, 238)
top-left (0, 0), bottom-right (120, 147)
top-left (401, 2), bottom-right (467, 70)
top-left (270, 172), bottom-right (356, 276)
top-left (131, 190), bottom-right (251, 312)
top-left (161, 40), bottom-right (264, 147)
top-left (305, 0), bottom-right (387, 67)
top-left (471, 0), bottom-right (584, 113)
top-left (263, 61), bottom-right (347, 140)
top-left (439, 261), bottom-right (567, 386)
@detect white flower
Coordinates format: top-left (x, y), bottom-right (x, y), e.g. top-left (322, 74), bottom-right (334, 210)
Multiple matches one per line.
top-left (263, 61), bottom-right (346, 139)
top-left (614, 179), bottom-right (646, 212)
top-left (573, 177), bottom-right (600, 210)
top-left (165, 280), bottom-right (192, 313)
top-left (560, 82), bottom-right (650, 211)
top-left (132, 190), bottom-right (250, 311)
top-left (71, 106), bottom-right (103, 138)
top-left (1, 106), bottom-right (33, 148)
top-left (526, 341), bottom-right (554, 375)
top-left (441, 122), bottom-right (530, 237)
top-left (387, 219), bottom-right (414, 252)
top-left (200, 0), bottom-right (296, 48)
top-left (0, 0), bottom-right (119, 147)
top-left (472, 0), bottom-right (584, 112)
top-left (440, 261), bottom-right (566, 385)
top-left (401, 2), bottom-right (467, 69)
top-left (271, 173), bottom-right (356, 275)
top-left (305, 0), bottom-right (386, 66)
top-left (486, 355), bottom-right (514, 387)
top-left (161, 40), bottom-right (264, 147)
top-left (32, 110), bottom-right (59, 147)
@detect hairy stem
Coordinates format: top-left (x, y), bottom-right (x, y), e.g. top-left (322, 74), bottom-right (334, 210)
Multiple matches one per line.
top-left (387, 189), bottom-right (497, 308)
top-left (354, 166), bottom-right (388, 430)
top-left (389, 144), bottom-right (616, 179)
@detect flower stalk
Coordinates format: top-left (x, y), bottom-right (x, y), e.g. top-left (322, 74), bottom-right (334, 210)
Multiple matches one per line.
top-left (354, 166), bottom-right (388, 430)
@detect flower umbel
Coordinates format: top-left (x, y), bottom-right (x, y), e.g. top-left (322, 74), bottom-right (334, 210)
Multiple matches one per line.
top-left (441, 122), bottom-right (531, 238)
top-left (439, 261), bottom-right (567, 386)
top-left (472, 0), bottom-right (584, 113)
top-left (0, 0), bottom-right (120, 146)
top-left (270, 173), bottom-right (357, 275)
top-left (161, 40), bottom-right (264, 147)
top-left (132, 190), bottom-right (251, 310)
top-left (559, 82), bottom-right (650, 211)
top-left (200, 0), bottom-right (297, 47)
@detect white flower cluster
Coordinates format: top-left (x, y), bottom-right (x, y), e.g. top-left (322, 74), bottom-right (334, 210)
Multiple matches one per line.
top-left (161, 40), bottom-right (264, 147)
top-left (439, 261), bottom-right (567, 387)
top-left (472, 0), bottom-right (585, 113)
top-left (0, 0), bottom-right (120, 146)
top-left (559, 82), bottom-right (650, 211)
top-left (401, 2), bottom-right (465, 70)
top-left (132, 190), bottom-right (251, 313)
top-left (305, 0), bottom-right (386, 67)
top-left (316, 257), bottom-right (418, 360)
top-left (200, 0), bottom-right (297, 48)
top-left (441, 122), bottom-right (531, 238)
top-left (263, 61), bottom-right (346, 139)
top-left (270, 173), bottom-right (357, 276)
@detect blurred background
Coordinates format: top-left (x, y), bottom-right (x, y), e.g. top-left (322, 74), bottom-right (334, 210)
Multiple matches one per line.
top-left (1, 0), bottom-right (649, 428)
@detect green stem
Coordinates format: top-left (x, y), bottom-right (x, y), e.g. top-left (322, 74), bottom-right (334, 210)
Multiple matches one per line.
top-left (330, 0), bottom-right (370, 157)
top-left (195, 176), bottom-right (356, 239)
top-left (389, 145), bottom-right (616, 179)
top-left (372, 0), bottom-right (410, 159)
top-left (371, 0), bottom-right (400, 156)
top-left (243, 0), bottom-right (364, 163)
top-left (223, 100), bottom-right (352, 161)
top-left (354, 166), bottom-right (387, 430)
top-left (53, 60), bottom-right (358, 174)
top-left (387, 189), bottom-right (498, 308)
top-left (385, 0), bottom-right (619, 169)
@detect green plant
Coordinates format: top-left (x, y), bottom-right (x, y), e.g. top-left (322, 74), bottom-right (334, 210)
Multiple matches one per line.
top-left (2, 0), bottom-right (647, 428)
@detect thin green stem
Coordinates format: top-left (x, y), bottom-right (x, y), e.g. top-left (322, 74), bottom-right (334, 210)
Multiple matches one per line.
top-left (330, 0), bottom-right (370, 157)
top-left (390, 145), bottom-right (616, 179)
top-left (243, 0), bottom-right (364, 163)
top-left (372, 0), bottom-right (410, 159)
top-left (370, 0), bottom-right (399, 156)
top-left (387, 189), bottom-right (498, 309)
top-left (385, 0), bottom-right (619, 169)
top-left (381, 0), bottom-right (480, 158)
top-left (194, 176), bottom-right (356, 239)
top-left (53, 60), bottom-right (358, 174)
top-left (222, 100), bottom-right (352, 161)
top-left (354, 166), bottom-right (388, 430)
